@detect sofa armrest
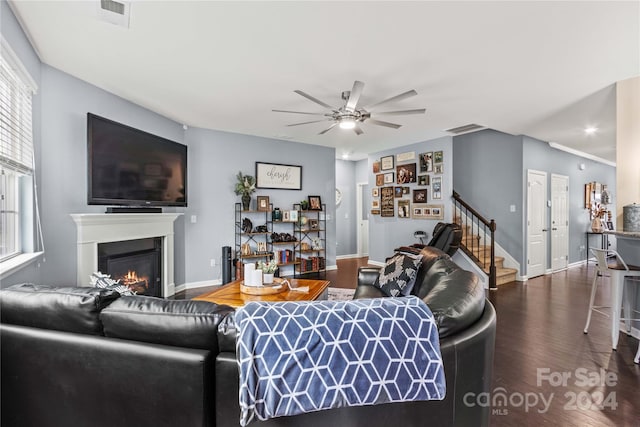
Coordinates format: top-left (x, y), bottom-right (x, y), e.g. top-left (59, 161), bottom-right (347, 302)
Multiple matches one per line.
top-left (357, 266), bottom-right (381, 287)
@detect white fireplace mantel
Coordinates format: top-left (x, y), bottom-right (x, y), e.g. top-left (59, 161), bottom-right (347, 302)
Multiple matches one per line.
top-left (71, 213), bottom-right (182, 297)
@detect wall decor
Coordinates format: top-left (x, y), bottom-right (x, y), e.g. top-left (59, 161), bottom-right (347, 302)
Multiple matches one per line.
top-left (372, 161), bottom-right (381, 173)
top-left (381, 186), bottom-right (395, 217)
top-left (434, 164), bottom-right (443, 175)
top-left (372, 199), bottom-right (380, 209)
top-left (371, 209), bottom-right (381, 215)
top-left (394, 187), bottom-right (404, 197)
top-left (381, 155), bottom-right (394, 171)
top-left (396, 151), bottom-right (415, 162)
top-left (376, 174), bottom-right (384, 186)
top-left (308, 195), bottom-right (323, 210)
top-left (372, 187), bottom-right (379, 197)
top-left (403, 187), bottom-right (410, 194)
top-left (412, 204), bottom-right (444, 219)
top-left (396, 163), bottom-right (416, 184)
top-left (419, 152), bottom-right (433, 172)
top-left (308, 219), bottom-right (319, 229)
top-left (383, 172), bottom-right (394, 184)
top-left (255, 162), bottom-right (302, 190)
top-left (434, 151), bottom-right (443, 164)
top-left (418, 175), bottom-right (429, 186)
top-left (398, 200), bottom-right (410, 218)
top-left (283, 211), bottom-right (290, 221)
top-left (289, 210), bottom-right (298, 222)
top-left (432, 176), bottom-right (442, 199)
top-left (413, 189), bottom-right (428, 203)
top-left (257, 196), bottom-right (270, 212)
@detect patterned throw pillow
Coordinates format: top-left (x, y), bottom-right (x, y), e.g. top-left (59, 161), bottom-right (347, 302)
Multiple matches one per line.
top-left (374, 253), bottom-right (423, 297)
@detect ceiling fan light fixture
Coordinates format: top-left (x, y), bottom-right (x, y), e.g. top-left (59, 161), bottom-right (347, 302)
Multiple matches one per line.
top-left (339, 117), bottom-right (356, 129)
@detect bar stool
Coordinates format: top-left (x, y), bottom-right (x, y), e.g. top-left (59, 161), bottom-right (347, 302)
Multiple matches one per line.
top-left (583, 248), bottom-right (640, 351)
top-left (635, 341), bottom-right (640, 364)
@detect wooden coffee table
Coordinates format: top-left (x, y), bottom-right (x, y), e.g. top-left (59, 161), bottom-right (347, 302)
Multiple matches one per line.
top-left (193, 278), bottom-right (330, 308)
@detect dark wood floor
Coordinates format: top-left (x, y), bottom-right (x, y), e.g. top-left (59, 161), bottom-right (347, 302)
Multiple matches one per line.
top-left (175, 258), bottom-right (640, 426)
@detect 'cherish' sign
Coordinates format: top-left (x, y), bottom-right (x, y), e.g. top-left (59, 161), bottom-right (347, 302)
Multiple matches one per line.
top-left (256, 162), bottom-right (302, 190)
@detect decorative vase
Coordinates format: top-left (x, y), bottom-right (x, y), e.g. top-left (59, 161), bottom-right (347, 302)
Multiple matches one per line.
top-left (591, 217), bottom-right (603, 232)
top-left (263, 273), bottom-right (274, 284)
top-left (241, 194), bottom-right (251, 211)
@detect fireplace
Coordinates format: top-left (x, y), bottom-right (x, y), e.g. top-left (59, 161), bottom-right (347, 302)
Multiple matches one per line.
top-left (71, 213), bottom-right (181, 297)
top-left (98, 238), bottom-right (162, 297)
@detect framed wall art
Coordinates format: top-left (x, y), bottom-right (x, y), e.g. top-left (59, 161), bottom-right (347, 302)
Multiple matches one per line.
top-left (381, 186), bottom-right (395, 217)
top-left (413, 189), bottom-right (428, 203)
top-left (308, 195), bottom-right (323, 210)
top-left (418, 174), bottom-right (429, 186)
top-left (434, 151), bottom-right (443, 164)
top-left (396, 163), bottom-right (416, 184)
top-left (255, 162), bottom-right (302, 190)
top-left (432, 176), bottom-right (442, 199)
top-left (372, 161), bottom-right (381, 173)
top-left (376, 174), bottom-right (384, 186)
top-left (434, 164), bottom-right (443, 174)
top-left (372, 187), bottom-right (379, 197)
top-left (396, 151), bottom-right (415, 162)
top-left (419, 152), bottom-right (433, 172)
top-left (383, 172), bottom-right (394, 184)
top-left (381, 155), bottom-right (394, 171)
top-left (394, 187), bottom-right (404, 197)
top-left (398, 200), bottom-right (410, 218)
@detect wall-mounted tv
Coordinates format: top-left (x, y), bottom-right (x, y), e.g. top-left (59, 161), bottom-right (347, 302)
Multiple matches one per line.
top-left (87, 113), bottom-right (187, 207)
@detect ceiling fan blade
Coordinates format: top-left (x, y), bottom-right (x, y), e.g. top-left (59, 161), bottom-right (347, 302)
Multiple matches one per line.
top-left (364, 89), bottom-right (418, 110)
top-left (345, 80), bottom-right (365, 112)
top-left (368, 119), bottom-right (402, 129)
top-left (272, 109), bottom-right (327, 116)
top-left (353, 125), bottom-right (364, 135)
top-left (374, 108), bottom-right (426, 116)
top-left (318, 123), bottom-right (338, 135)
top-left (294, 90), bottom-right (335, 110)
top-left (286, 119), bottom-right (329, 127)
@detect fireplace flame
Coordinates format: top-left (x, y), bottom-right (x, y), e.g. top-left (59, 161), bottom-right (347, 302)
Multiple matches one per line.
top-left (120, 270), bottom-right (149, 291)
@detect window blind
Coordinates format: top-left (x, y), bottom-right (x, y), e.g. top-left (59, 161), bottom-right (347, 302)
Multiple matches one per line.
top-left (0, 37), bottom-right (36, 175)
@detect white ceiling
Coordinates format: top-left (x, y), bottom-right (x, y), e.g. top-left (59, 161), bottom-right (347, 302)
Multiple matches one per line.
top-left (9, 1), bottom-right (639, 162)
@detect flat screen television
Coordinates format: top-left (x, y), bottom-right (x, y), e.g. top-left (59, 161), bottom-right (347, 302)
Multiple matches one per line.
top-left (87, 113), bottom-right (187, 207)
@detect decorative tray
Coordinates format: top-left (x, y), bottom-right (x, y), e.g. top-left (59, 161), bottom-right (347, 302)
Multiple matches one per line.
top-left (240, 277), bottom-right (288, 295)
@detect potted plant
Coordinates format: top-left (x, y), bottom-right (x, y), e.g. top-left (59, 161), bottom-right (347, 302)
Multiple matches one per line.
top-left (257, 259), bottom-right (278, 284)
top-left (234, 171), bottom-right (256, 210)
top-left (300, 199), bottom-right (309, 210)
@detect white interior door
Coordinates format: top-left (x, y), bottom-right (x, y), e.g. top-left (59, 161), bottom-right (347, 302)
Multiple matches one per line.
top-left (356, 182), bottom-right (369, 256)
top-left (527, 170), bottom-right (547, 278)
top-left (551, 174), bottom-right (569, 271)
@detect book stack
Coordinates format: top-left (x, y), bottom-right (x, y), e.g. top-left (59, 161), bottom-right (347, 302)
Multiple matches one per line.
top-left (297, 256), bottom-right (326, 273)
top-left (275, 249), bottom-right (293, 265)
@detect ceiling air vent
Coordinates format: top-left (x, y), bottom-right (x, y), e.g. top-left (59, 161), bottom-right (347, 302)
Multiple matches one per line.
top-left (97, 0), bottom-right (131, 28)
top-left (445, 123), bottom-right (485, 135)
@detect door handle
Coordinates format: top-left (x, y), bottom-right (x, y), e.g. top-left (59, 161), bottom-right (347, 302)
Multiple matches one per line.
top-left (552, 228), bottom-right (557, 231)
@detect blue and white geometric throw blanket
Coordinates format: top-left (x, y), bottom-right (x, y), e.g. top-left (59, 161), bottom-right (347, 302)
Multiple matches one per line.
top-left (235, 296), bottom-right (445, 426)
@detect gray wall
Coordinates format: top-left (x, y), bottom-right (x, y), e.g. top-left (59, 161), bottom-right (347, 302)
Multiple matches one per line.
top-left (453, 128), bottom-right (616, 276)
top-left (335, 160), bottom-right (357, 257)
top-left (368, 136), bottom-right (453, 264)
top-left (184, 127), bottom-right (335, 282)
top-left (453, 129), bottom-right (524, 267)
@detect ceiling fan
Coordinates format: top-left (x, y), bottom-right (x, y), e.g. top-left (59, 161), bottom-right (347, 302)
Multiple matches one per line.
top-left (273, 81), bottom-right (426, 135)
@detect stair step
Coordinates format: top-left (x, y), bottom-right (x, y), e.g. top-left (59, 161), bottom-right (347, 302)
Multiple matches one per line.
top-left (489, 267), bottom-right (518, 286)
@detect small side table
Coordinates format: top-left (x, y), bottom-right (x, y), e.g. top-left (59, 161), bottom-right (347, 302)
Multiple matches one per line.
top-left (585, 232), bottom-right (609, 264)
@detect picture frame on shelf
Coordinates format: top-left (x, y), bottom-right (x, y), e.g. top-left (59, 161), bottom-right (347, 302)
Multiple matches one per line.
top-left (257, 196), bottom-right (270, 212)
top-left (283, 211), bottom-right (290, 221)
top-left (606, 221), bottom-right (615, 230)
top-left (381, 155), bottom-right (394, 171)
top-left (419, 152), bottom-right (433, 172)
top-left (255, 162), bottom-right (302, 190)
top-left (308, 219), bottom-right (319, 229)
top-left (289, 210), bottom-right (298, 222)
top-left (308, 195), bottom-right (322, 210)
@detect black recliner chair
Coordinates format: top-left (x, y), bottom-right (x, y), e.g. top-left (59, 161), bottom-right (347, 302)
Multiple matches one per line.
top-left (416, 222), bottom-right (463, 256)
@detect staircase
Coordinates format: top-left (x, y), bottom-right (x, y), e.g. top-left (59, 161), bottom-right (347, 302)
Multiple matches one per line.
top-left (453, 191), bottom-right (518, 288)
top-left (457, 223), bottom-right (518, 286)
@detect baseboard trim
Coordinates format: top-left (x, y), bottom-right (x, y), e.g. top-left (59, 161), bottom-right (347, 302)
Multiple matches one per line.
top-left (336, 254), bottom-right (365, 260)
top-left (179, 279), bottom-right (222, 291)
top-left (325, 265), bottom-right (338, 271)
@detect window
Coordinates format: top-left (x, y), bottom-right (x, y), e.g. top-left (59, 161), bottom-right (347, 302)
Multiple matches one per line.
top-left (0, 37), bottom-right (38, 266)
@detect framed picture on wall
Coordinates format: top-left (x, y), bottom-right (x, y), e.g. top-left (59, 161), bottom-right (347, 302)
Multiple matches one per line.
top-left (372, 187), bottom-right (379, 197)
top-left (419, 152), bottom-right (433, 172)
top-left (398, 200), bottom-right (410, 218)
top-left (383, 172), bottom-right (394, 184)
top-left (376, 174), bottom-right (384, 186)
top-left (418, 174), bottom-right (430, 186)
top-left (413, 189), bottom-right (428, 203)
top-left (396, 163), bottom-right (416, 184)
top-left (432, 176), bottom-right (442, 199)
top-left (434, 164), bottom-right (443, 174)
top-left (381, 155), bottom-right (394, 171)
top-left (434, 151), bottom-right (443, 164)
top-left (381, 186), bottom-right (395, 217)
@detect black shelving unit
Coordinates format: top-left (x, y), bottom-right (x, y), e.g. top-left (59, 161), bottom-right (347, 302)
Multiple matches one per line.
top-left (293, 203), bottom-right (326, 278)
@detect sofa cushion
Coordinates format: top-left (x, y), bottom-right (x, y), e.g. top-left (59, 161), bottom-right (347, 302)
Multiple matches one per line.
top-left (101, 296), bottom-right (234, 352)
top-left (0, 283), bottom-right (120, 335)
top-left (374, 253), bottom-right (422, 297)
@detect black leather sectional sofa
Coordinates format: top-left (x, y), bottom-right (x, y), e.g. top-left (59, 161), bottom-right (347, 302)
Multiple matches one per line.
top-left (1, 246), bottom-right (495, 427)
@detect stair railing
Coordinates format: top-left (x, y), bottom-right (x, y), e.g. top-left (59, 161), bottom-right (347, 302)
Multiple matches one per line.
top-left (453, 191), bottom-right (497, 290)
